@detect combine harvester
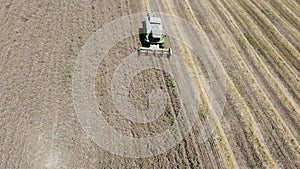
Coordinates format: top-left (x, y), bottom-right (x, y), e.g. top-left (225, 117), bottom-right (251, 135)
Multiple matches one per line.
top-left (138, 13), bottom-right (172, 58)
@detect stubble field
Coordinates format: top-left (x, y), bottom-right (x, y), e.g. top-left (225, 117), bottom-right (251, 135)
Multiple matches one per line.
top-left (0, 0), bottom-right (299, 168)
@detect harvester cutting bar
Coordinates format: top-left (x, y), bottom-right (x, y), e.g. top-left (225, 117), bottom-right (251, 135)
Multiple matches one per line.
top-left (138, 47), bottom-right (172, 58)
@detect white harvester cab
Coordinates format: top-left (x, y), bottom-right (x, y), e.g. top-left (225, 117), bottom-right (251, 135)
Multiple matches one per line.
top-left (138, 13), bottom-right (172, 57)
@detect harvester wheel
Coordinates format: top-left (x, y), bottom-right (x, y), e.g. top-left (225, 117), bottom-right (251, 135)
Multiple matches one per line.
top-left (159, 43), bottom-right (164, 49)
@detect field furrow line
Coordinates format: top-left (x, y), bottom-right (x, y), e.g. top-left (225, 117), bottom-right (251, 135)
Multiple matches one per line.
top-left (235, 0), bottom-right (300, 73)
top-left (153, 2), bottom-right (202, 167)
top-left (224, 0), bottom-right (300, 148)
top-left (148, 0), bottom-right (208, 167)
top-left (220, 0), bottom-right (300, 107)
top-left (213, 0), bottom-right (300, 138)
top-left (163, 0), bottom-right (240, 168)
top-left (282, 0), bottom-right (300, 19)
top-left (225, 75), bottom-right (278, 168)
top-left (232, 0), bottom-right (300, 162)
top-left (208, 0), bottom-right (300, 142)
top-left (180, 0), bottom-right (279, 167)
top-left (149, 0), bottom-right (228, 167)
top-left (249, 0), bottom-right (300, 53)
top-left (265, 0), bottom-right (300, 34)
top-left (185, 0), bottom-right (300, 167)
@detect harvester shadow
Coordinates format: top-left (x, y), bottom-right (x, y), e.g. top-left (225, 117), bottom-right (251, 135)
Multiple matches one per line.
top-left (139, 21), bottom-right (148, 47)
